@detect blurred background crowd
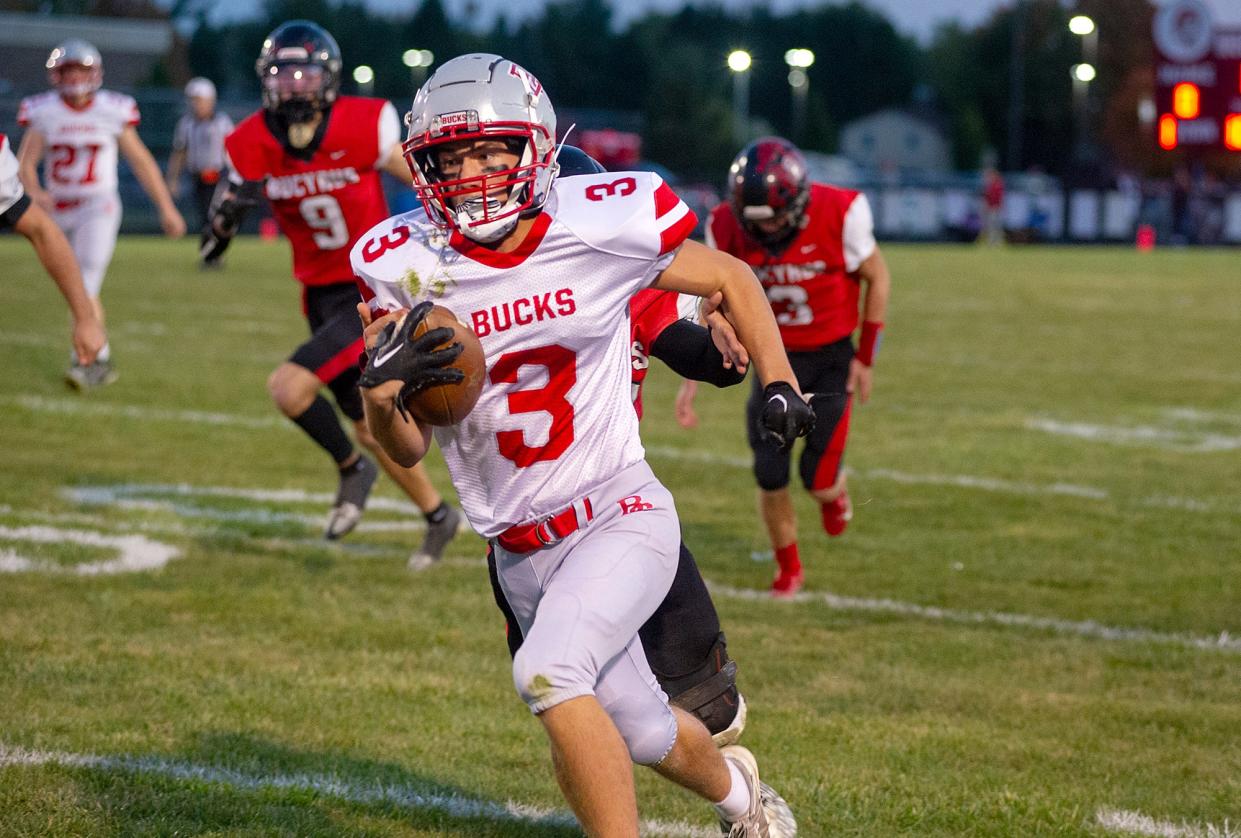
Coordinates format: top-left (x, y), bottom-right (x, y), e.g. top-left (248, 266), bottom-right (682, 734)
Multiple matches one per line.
top-left (1, 0), bottom-right (1239, 245)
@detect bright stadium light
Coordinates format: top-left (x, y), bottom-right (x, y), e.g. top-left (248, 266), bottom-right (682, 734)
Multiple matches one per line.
top-left (727, 50), bottom-right (752, 144)
top-left (784, 48), bottom-right (815, 69)
top-left (402, 49), bottom-right (434, 68)
top-left (1072, 63), bottom-right (1097, 83)
top-left (1068, 15), bottom-right (1095, 36)
top-left (784, 49), bottom-right (814, 144)
top-left (353, 65), bottom-right (374, 84)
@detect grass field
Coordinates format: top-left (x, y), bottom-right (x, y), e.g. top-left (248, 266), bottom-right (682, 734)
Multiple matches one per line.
top-left (1, 237), bottom-right (1239, 837)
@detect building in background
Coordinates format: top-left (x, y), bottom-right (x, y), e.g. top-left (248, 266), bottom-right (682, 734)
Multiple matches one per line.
top-left (0, 12), bottom-right (173, 95)
top-left (839, 108), bottom-right (952, 174)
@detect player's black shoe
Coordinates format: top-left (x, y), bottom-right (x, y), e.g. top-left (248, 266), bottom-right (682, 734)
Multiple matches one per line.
top-left (325, 455), bottom-right (379, 540)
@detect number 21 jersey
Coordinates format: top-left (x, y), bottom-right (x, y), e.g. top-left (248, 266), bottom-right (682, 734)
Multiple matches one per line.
top-left (351, 171), bottom-right (697, 537)
top-left (17, 90), bottom-right (139, 201)
top-left (225, 96), bottom-right (397, 286)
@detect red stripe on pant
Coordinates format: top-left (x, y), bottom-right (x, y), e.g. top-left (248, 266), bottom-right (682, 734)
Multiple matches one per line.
top-left (810, 394), bottom-right (853, 491)
top-left (315, 337), bottom-right (365, 384)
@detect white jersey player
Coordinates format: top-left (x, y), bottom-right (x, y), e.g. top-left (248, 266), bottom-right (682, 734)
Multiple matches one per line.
top-left (2, 133), bottom-right (107, 366)
top-left (352, 54), bottom-right (810, 837)
top-left (15, 39), bottom-right (185, 388)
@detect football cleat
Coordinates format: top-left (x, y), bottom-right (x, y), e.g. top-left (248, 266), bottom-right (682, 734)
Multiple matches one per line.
top-left (325, 455), bottom-right (379, 540)
top-left (717, 745), bottom-right (797, 837)
top-left (711, 693), bottom-right (748, 748)
top-left (65, 360), bottom-right (118, 390)
top-left (407, 503), bottom-right (464, 571)
top-left (820, 490), bottom-right (852, 537)
top-left (771, 568), bottom-right (804, 599)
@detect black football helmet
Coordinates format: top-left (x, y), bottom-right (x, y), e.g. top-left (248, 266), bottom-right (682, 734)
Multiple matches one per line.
top-left (727, 136), bottom-right (811, 251)
top-left (255, 20), bottom-right (342, 124)
top-left (555, 145), bottom-right (606, 177)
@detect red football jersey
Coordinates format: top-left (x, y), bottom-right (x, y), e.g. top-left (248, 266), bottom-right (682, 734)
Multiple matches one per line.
top-left (629, 288), bottom-right (684, 419)
top-left (225, 97), bottom-right (395, 287)
top-left (708, 183), bottom-right (871, 350)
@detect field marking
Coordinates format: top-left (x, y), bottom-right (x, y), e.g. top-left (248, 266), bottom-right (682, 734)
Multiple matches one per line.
top-left (707, 583), bottom-right (1241, 654)
top-left (0, 506), bottom-right (407, 559)
top-left (0, 744), bottom-right (716, 838)
top-left (0, 332), bottom-right (61, 348)
top-left (8, 396), bottom-right (1233, 511)
top-left (7, 395), bottom-right (287, 430)
top-left (1162, 407), bottom-right (1241, 426)
top-left (645, 446), bottom-right (1233, 514)
top-left (64, 482), bottom-right (420, 514)
top-left (1027, 418), bottom-right (1241, 453)
top-left (0, 525), bottom-right (179, 575)
top-left (1097, 807), bottom-right (1238, 837)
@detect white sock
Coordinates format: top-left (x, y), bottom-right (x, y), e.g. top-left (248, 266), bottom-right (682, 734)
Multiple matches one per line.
top-left (97, 341), bottom-right (111, 362)
top-left (712, 759), bottom-right (752, 821)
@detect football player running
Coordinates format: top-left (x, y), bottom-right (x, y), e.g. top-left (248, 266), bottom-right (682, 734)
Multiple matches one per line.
top-left (680, 137), bottom-right (891, 597)
top-left (201, 21), bottom-right (462, 566)
top-left (485, 145), bottom-right (752, 747)
top-left (16, 39), bottom-right (186, 389)
top-left (1, 132), bottom-right (107, 365)
top-left (352, 55), bottom-right (810, 837)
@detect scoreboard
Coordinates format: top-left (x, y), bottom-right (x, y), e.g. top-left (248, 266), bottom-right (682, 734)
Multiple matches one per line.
top-left (1153, 0), bottom-right (1241, 151)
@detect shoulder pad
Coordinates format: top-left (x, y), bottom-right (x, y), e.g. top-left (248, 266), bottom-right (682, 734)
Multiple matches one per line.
top-left (350, 208), bottom-right (449, 309)
top-left (553, 171), bottom-right (697, 260)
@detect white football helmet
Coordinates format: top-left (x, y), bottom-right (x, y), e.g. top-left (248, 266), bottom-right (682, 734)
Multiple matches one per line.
top-left (403, 53), bottom-right (558, 243)
top-left (46, 39), bottom-right (103, 98)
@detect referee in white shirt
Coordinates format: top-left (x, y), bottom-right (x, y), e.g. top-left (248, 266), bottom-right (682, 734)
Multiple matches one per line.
top-left (166, 77), bottom-right (233, 234)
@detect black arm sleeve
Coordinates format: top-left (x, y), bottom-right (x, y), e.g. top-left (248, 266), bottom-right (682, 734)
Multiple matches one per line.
top-left (649, 319), bottom-right (746, 389)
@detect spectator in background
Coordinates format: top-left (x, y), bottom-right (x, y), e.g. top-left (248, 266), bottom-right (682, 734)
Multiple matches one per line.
top-left (166, 78), bottom-right (233, 236)
top-left (981, 166), bottom-right (1005, 245)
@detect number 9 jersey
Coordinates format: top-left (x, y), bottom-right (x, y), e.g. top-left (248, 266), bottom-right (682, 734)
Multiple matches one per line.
top-left (351, 171), bottom-right (697, 537)
top-left (224, 96), bottom-right (398, 286)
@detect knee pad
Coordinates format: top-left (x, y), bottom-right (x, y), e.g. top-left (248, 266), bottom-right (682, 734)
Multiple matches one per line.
top-left (605, 691), bottom-right (678, 766)
top-left (663, 633), bottom-right (742, 738)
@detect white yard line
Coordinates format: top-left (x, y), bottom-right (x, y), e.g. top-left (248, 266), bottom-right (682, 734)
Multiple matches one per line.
top-left (707, 583), bottom-right (1241, 654)
top-left (0, 744), bottom-right (715, 838)
top-left (9, 396), bottom-right (1233, 510)
top-left (7, 395), bottom-right (287, 430)
top-left (1162, 407), bottom-right (1241, 426)
top-left (1026, 418), bottom-right (1241, 453)
top-left (1096, 807), bottom-right (1238, 838)
top-left (63, 482), bottom-right (420, 514)
top-left (0, 525), bottom-right (179, 575)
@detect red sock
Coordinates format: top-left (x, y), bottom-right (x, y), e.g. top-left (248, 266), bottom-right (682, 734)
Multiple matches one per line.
top-left (775, 543), bottom-right (801, 576)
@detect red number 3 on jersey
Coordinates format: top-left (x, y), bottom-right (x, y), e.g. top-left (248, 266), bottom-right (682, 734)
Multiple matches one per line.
top-left (584, 177), bottom-right (637, 202)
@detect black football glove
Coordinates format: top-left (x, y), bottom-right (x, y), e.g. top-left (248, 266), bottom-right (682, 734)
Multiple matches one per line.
top-left (358, 301), bottom-right (465, 423)
top-left (758, 381), bottom-right (815, 452)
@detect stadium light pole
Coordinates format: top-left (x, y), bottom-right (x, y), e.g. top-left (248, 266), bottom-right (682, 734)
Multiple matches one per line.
top-left (402, 48), bottom-right (434, 90)
top-left (1068, 15), bottom-right (1097, 159)
top-left (727, 50), bottom-right (752, 147)
top-left (353, 64), bottom-right (375, 97)
top-left (1070, 61), bottom-right (1096, 158)
top-left (784, 48), bottom-right (814, 146)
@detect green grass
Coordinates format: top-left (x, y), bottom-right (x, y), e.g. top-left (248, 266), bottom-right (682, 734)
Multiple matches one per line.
top-left (1, 237), bottom-right (1239, 836)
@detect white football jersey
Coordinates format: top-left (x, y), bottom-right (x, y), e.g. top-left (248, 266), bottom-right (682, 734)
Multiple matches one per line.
top-left (17, 90), bottom-right (139, 200)
top-left (0, 134), bottom-right (23, 216)
top-left (352, 171), bottom-right (698, 537)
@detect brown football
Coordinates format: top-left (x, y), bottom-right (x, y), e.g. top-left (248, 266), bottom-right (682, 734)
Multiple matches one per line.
top-left (402, 305), bottom-right (485, 426)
